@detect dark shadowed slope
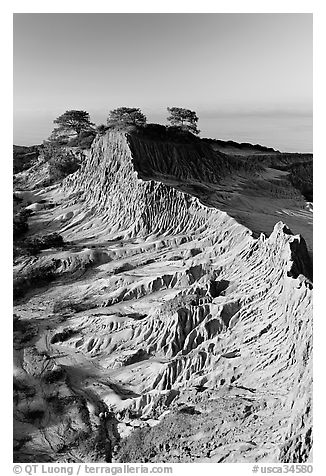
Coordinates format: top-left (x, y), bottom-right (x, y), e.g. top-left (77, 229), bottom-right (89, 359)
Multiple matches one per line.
top-left (126, 127), bottom-right (312, 255)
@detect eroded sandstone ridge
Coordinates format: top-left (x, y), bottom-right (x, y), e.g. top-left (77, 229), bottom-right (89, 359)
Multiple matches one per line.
top-left (13, 130), bottom-right (312, 463)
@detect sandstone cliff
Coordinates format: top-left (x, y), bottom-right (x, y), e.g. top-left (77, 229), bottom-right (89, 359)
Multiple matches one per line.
top-left (13, 130), bottom-right (312, 463)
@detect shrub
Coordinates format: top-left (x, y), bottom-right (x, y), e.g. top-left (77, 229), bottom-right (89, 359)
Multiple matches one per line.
top-left (50, 328), bottom-right (77, 344)
top-left (24, 233), bottom-right (64, 255)
top-left (42, 367), bottom-right (65, 384)
top-left (48, 150), bottom-right (81, 180)
top-left (96, 124), bottom-right (108, 136)
top-left (39, 142), bottom-right (83, 181)
top-left (13, 145), bottom-right (40, 174)
top-left (13, 261), bottom-right (59, 300)
top-left (52, 299), bottom-right (91, 314)
top-left (68, 130), bottom-right (96, 149)
top-left (13, 210), bottom-right (30, 238)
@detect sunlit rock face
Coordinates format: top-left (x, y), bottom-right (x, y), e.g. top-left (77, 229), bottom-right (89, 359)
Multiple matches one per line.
top-left (13, 129), bottom-right (312, 463)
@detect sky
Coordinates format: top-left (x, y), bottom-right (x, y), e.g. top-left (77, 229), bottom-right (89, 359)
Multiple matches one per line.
top-left (13, 13), bottom-right (312, 151)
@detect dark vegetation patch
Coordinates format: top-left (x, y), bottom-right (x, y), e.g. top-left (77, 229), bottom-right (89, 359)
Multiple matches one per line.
top-left (13, 315), bottom-right (38, 344)
top-left (14, 132), bottom-right (94, 189)
top-left (24, 233), bottom-right (64, 255)
top-left (42, 145), bottom-right (82, 182)
top-left (100, 122), bottom-right (201, 144)
top-left (50, 328), bottom-right (78, 344)
top-left (45, 395), bottom-right (91, 429)
top-left (13, 260), bottom-right (59, 300)
top-left (24, 409), bottom-right (45, 422)
top-left (67, 130), bottom-right (96, 149)
top-left (13, 377), bottom-right (36, 397)
top-left (257, 154), bottom-right (313, 200)
top-left (13, 436), bottom-right (33, 453)
top-left (202, 138), bottom-right (278, 154)
top-left (287, 162), bottom-right (313, 202)
top-left (42, 367), bottom-right (66, 384)
top-left (132, 123), bottom-right (201, 144)
top-left (13, 209), bottom-right (31, 239)
top-left (268, 153), bottom-right (312, 168)
top-left (226, 152), bottom-right (312, 201)
top-left (179, 405), bottom-right (201, 415)
top-left (52, 299), bottom-right (93, 314)
top-left (260, 158), bottom-right (313, 201)
top-left (13, 145), bottom-right (40, 174)
top-left (14, 232), bottom-right (64, 261)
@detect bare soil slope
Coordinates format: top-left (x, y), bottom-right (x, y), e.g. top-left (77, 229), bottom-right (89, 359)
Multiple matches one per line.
top-left (13, 129), bottom-right (312, 463)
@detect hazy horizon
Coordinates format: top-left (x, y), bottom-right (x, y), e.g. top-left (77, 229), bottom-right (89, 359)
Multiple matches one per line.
top-left (14, 13), bottom-right (312, 152)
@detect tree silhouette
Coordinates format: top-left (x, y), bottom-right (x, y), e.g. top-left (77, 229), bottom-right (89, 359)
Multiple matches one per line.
top-left (53, 110), bottom-right (94, 137)
top-left (167, 107), bottom-right (200, 135)
top-left (107, 107), bottom-right (147, 127)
